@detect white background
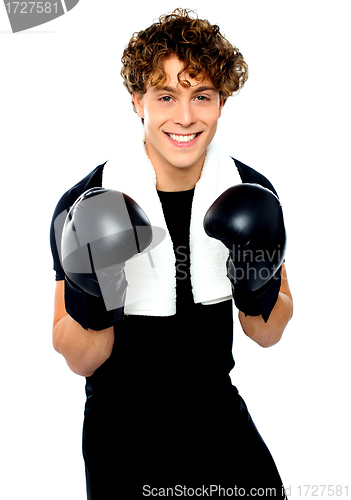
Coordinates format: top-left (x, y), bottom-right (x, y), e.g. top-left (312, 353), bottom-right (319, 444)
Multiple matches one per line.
top-left (1, 1), bottom-right (350, 498)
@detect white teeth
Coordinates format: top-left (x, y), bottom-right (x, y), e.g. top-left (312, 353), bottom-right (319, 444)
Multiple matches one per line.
top-left (168, 133), bottom-right (197, 143)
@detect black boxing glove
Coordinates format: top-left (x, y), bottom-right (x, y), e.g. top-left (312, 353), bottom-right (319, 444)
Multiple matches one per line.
top-left (203, 184), bottom-right (286, 322)
top-left (61, 187), bottom-right (152, 330)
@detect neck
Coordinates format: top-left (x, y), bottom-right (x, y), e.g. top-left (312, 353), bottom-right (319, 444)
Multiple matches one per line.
top-left (155, 172), bottom-right (200, 192)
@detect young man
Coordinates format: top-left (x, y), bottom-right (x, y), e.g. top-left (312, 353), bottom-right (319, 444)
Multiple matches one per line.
top-left (50, 9), bottom-right (293, 499)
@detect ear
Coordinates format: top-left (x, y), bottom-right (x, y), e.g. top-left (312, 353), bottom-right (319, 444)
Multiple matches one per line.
top-left (218, 96), bottom-right (225, 118)
top-left (132, 92), bottom-right (145, 120)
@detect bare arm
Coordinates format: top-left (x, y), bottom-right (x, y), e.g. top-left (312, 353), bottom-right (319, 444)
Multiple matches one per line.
top-left (52, 280), bottom-right (115, 377)
top-left (238, 263), bottom-right (293, 348)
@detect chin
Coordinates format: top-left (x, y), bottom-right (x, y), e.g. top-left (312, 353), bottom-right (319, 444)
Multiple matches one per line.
top-left (168, 147), bottom-right (208, 169)
top-left (168, 156), bottom-right (202, 170)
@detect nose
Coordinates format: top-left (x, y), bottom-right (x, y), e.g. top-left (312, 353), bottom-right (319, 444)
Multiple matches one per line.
top-left (172, 100), bottom-right (196, 128)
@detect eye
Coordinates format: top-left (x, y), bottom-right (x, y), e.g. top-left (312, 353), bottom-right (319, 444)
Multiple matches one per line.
top-left (160, 96), bottom-right (173, 102)
top-left (195, 95), bottom-right (209, 102)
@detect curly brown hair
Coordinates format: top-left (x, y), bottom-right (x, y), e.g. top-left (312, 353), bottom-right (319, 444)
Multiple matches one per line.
top-left (121, 8), bottom-right (248, 118)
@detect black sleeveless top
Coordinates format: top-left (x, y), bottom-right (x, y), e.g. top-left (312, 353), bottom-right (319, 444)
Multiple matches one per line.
top-left (49, 160), bottom-right (286, 495)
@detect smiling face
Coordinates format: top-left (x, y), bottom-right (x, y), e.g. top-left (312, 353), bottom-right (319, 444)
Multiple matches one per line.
top-left (132, 56), bottom-right (224, 191)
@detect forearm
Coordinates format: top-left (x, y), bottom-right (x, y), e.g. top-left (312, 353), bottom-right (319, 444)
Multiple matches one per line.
top-left (239, 291), bottom-right (293, 348)
top-left (53, 314), bottom-right (115, 377)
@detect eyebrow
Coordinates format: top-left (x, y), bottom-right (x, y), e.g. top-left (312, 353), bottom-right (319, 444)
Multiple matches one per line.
top-left (152, 85), bottom-right (217, 94)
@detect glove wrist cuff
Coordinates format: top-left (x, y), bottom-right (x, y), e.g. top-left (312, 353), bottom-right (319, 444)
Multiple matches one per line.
top-left (64, 276), bottom-right (124, 331)
top-left (229, 265), bottom-right (282, 323)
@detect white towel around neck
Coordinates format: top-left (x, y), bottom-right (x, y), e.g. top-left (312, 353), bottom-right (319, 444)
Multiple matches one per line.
top-left (102, 133), bottom-right (242, 316)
